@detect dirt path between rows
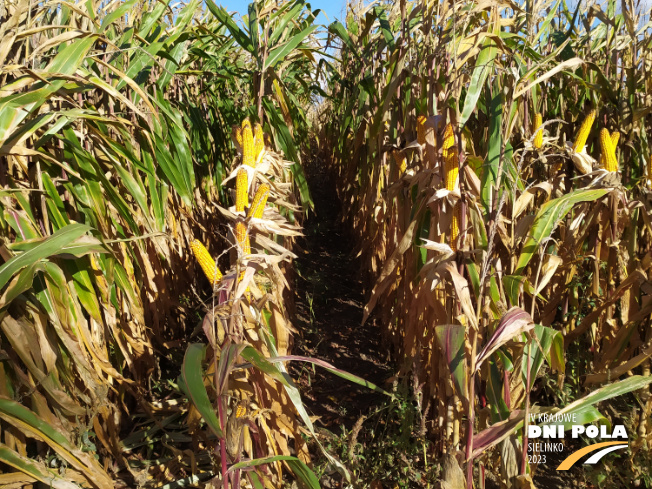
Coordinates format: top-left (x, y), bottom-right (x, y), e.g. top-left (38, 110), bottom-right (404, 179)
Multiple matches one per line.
top-left (291, 158), bottom-right (393, 431)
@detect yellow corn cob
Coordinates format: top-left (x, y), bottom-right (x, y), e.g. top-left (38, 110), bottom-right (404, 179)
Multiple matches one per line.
top-left (190, 239), bottom-right (222, 284)
top-left (236, 404), bottom-right (246, 418)
top-left (233, 126), bottom-right (243, 152)
top-left (242, 119), bottom-right (255, 168)
top-left (610, 131), bottom-right (620, 147)
top-left (247, 183), bottom-right (270, 219)
top-left (254, 123), bottom-right (264, 160)
top-left (600, 128), bottom-right (618, 172)
top-left (442, 123), bottom-right (459, 192)
top-left (417, 116), bottom-right (427, 145)
top-left (533, 113), bottom-right (543, 149)
top-left (572, 109), bottom-right (596, 153)
top-left (235, 168), bottom-right (248, 212)
top-left (235, 221), bottom-right (251, 255)
top-left (450, 202), bottom-right (461, 252)
top-left (392, 150), bottom-right (407, 176)
top-left (599, 131), bottom-right (620, 168)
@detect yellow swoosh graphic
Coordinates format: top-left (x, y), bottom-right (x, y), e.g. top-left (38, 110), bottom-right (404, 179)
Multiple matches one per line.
top-left (557, 441), bottom-right (626, 470)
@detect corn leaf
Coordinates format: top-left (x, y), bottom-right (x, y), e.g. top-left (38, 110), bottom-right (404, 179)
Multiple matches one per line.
top-left (515, 189), bottom-right (608, 274)
top-left (180, 343), bottom-right (224, 439)
top-left (0, 224), bottom-right (91, 290)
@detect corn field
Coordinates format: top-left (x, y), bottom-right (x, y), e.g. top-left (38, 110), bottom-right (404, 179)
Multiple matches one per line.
top-left (1, 0), bottom-right (652, 487)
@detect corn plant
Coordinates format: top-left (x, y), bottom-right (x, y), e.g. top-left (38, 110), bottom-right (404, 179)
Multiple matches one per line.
top-left (202, 0), bottom-right (324, 210)
top-left (183, 116), bottom-right (393, 487)
top-left (0, 0), bottom-right (325, 486)
top-left (325, 0), bottom-right (652, 486)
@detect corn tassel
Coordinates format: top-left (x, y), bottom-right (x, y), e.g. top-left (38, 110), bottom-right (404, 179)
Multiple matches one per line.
top-left (248, 183), bottom-right (270, 219)
top-left (417, 116), bottom-right (427, 146)
top-left (235, 221), bottom-right (251, 255)
top-left (572, 109), bottom-right (596, 153)
top-left (533, 113), bottom-right (543, 149)
top-left (600, 128), bottom-right (618, 172)
top-left (190, 239), bottom-right (222, 284)
top-left (254, 123), bottom-right (264, 161)
top-left (242, 119), bottom-right (255, 168)
top-left (450, 202), bottom-right (461, 252)
top-left (442, 123), bottom-right (459, 192)
top-left (235, 168), bottom-right (248, 212)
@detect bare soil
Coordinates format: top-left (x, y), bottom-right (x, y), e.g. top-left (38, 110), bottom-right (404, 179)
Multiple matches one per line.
top-left (291, 157), bottom-right (393, 431)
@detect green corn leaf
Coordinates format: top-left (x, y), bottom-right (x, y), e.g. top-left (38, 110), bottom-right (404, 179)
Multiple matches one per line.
top-left (100, 0), bottom-right (138, 32)
top-left (460, 35), bottom-right (498, 127)
top-left (206, 0), bottom-right (254, 52)
top-left (515, 189), bottom-right (608, 274)
top-left (180, 343), bottom-right (224, 439)
top-left (0, 224), bottom-right (91, 291)
top-left (264, 25), bottom-right (318, 71)
top-left (555, 376), bottom-right (652, 419)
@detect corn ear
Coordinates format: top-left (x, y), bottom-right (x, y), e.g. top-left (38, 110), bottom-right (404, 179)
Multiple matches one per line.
top-left (417, 116), bottom-right (427, 146)
top-left (190, 239), bottom-right (222, 284)
top-left (610, 131), bottom-right (620, 147)
top-left (236, 168), bottom-right (248, 212)
top-left (236, 404), bottom-right (246, 418)
top-left (242, 119), bottom-right (255, 168)
top-left (600, 128), bottom-right (618, 172)
top-left (248, 183), bottom-right (270, 219)
top-left (450, 202), bottom-right (461, 252)
top-left (392, 150), bottom-right (407, 176)
top-left (572, 109), bottom-right (596, 153)
top-left (533, 113), bottom-right (543, 149)
top-left (254, 123), bottom-right (264, 160)
top-left (442, 123), bottom-right (455, 150)
top-left (235, 221), bottom-right (251, 255)
top-left (442, 123), bottom-right (459, 192)
top-left (600, 131), bottom-right (620, 169)
top-left (232, 125), bottom-right (243, 152)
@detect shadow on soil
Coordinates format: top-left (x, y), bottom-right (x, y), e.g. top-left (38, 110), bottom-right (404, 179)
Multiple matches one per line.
top-left (291, 158), bottom-right (392, 431)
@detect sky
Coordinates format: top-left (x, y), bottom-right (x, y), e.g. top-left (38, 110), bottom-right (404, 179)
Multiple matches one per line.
top-left (215, 0), bottom-right (348, 25)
